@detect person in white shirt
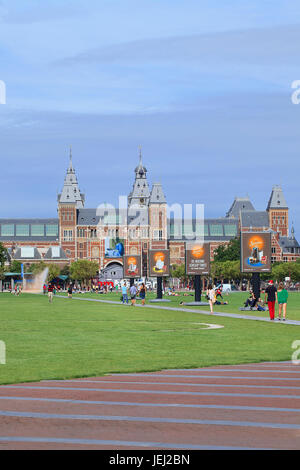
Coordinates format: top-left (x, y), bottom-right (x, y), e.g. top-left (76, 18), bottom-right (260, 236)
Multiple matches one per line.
top-left (129, 284), bottom-right (137, 306)
top-left (206, 284), bottom-right (216, 314)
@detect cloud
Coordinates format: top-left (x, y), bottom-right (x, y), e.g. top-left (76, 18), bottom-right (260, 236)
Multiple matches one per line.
top-left (0, 0), bottom-right (84, 24)
top-left (56, 24), bottom-right (300, 68)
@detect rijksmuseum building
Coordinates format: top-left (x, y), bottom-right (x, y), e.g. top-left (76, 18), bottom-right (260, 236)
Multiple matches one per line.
top-left (1, 150), bottom-right (300, 280)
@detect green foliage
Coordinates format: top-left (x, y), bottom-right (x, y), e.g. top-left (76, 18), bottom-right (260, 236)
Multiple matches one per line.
top-left (60, 264), bottom-right (70, 277)
top-left (271, 262), bottom-right (300, 282)
top-left (30, 261), bottom-right (47, 275)
top-left (211, 259), bottom-right (246, 283)
top-left (9, 260), bottom-right (22, 273)
top-left (170, 263), bottom-right (189, 281)
top-left (213, 237), bottom-right (240, 262)
top-left (70, 259), bottom-right (99, 283)
top-left (0, 242), bottom-right (8, 267)
top-left (47, 264), bottom-right (61, 282)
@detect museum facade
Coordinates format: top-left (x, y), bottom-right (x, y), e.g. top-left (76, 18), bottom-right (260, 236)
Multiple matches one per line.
top-left (1, 150), bottom-right (299, 279)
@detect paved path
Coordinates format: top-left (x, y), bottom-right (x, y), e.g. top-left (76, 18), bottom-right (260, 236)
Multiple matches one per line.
top-left (0, 362), bottom-right (300, 449)
top-left (55, 295), bottom-right (300, 325)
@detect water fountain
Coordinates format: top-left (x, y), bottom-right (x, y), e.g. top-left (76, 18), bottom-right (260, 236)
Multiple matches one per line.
top-left (23, 267), bottom-right (49, 293)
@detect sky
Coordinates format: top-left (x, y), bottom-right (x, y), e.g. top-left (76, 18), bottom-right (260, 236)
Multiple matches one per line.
top-left (0, 0), bottom-right (300, 235)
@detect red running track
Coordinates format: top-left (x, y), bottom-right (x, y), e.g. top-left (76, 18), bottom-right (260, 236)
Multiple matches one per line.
top-left (0, 362), bottom-right (300, 450)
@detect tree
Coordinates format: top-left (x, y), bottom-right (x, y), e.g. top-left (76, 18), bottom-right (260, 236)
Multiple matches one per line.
top-left (60, 264), bottom-right (70, 277)
top-left (69, 260), bottom-right (99, 284)
top-left (30, 261), bottom-right (47, 275)
top-left (10, 260), bottom-right (22, 273)
top-left (211, 260), bottom-right (242, 286)
top-left (170, 264), bottom-right (188, 285)
top-left (213, 237), bottom-right (240, 262)
top-left (47, 264), bottom-right (61, 282)
top-left (0, 243), bottom-right (8, 267)
top-left (271, 262), bottom-right (300, 283)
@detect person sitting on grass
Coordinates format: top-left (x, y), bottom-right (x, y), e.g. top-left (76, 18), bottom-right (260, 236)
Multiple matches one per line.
top-left (255, 299), bottom-right (266, 311)
top-left (244, 291), bottom-right (257, 309)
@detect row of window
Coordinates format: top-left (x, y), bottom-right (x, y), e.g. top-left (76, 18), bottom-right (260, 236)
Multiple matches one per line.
top-left (272, 217), bottom-right (286, 225)
top-left (169, 224), bottom-right (237, 238)
top-left (0, 224), bottom-right (59, 237)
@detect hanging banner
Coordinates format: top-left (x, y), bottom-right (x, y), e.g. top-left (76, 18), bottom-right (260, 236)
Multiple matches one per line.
top-left (240, 232), bottom-right (272, 273)
top-left (186, 242), bottom-right (210, 275)
top-left (123, 255), bottom-right (142, 278)
top-left (149, 250), bottom-right (170, 277)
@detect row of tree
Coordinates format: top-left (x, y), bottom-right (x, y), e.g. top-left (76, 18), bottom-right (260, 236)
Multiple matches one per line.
top-left (171, 259), bottom-right (300, 285)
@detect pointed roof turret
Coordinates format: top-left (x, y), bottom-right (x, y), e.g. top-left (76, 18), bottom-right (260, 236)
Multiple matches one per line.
top-left (291, 223), bottom-right (295, 239)
top-left (128, 148), bottom-right (150, 207)
top-left (150, 182), bottom-right (166, 204)
top-left (134, 146), bottom-right (147, 178)
top-left (57, 148), bottom-right (85, 208)
top-left (267, 185), bottom-right (288, 210)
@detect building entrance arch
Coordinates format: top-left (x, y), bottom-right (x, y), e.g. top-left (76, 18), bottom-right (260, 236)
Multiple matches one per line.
top-left (100, 261), bottom-right (123, 281)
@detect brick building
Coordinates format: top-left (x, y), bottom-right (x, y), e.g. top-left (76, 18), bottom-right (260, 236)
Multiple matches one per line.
top-left (0, 150), bottom-right (299, 277)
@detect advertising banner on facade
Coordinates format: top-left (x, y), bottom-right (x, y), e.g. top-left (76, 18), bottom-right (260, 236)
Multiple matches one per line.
top-left (149, 250), bottom-right (170, 277)
top-left (186, 243), bottom-right (210, 275)
top-left (123, 255), bottom-right (142, 278)
top-left (240, 232), bottom-right (272, 273)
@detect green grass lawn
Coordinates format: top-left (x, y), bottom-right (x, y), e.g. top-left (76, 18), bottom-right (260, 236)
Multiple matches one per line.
top-left (72, 289), bottom-right (300, 320)
top-left (0, 292), bottom-right (299, 385)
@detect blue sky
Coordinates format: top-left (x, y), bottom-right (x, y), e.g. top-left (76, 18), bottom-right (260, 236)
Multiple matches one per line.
top-left (0, 0), bottom-right (300, 234)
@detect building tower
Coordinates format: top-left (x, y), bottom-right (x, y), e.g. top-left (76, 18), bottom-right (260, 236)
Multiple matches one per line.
top-left (266, 185), bottom-right (289, 236)
top-left (128, 148), bottom-right (151, 213)
top-left (57, 148), bottom-right (85, 260)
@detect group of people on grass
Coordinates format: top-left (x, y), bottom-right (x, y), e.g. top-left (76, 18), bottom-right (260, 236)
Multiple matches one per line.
top-left (243, 280), bottom-right (289, 321)
top-left (43, 278), bottom-right (289, 321)
top-left (121, 282), bottom-right (147, 306)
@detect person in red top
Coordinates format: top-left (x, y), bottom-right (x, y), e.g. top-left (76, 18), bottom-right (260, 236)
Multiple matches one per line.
top-left (264, 280), bottom-right (277, 321)
top-left (48, 284), bottom-right (54, 303)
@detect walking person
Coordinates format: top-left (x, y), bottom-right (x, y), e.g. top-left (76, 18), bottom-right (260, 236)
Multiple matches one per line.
top-left (48, 284), bottom-right (54, 303)
top-left (277, 282), bottom-right (288, 321)
top-left (68, 284), bottom-right (73, 299)
top-left (139, 283), bottom-right (147, 306)
top-left (206, 283), bottom-right (216, 314)
top-left (264, 280), bottom-right (278, 321)
top-left (129, 283), bottom-right (138, 306)
top-left (121, 282), bottom-right (129, 304)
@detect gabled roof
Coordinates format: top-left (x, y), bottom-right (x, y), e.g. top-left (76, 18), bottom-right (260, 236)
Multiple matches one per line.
top-left (226, 197), bottom-right (255, 218)
top-left (240, 210), bottom-right (269, 229)
top-left (13, 246), bottom-right (42, 260)
top-left (267, 185), bottom-right (288, 210)
top-left (44, 246), bottom-right (68, 260)
top-left (278, 235), bottom-right (300, 252)
top-left (149, 183), bottom-right (166, 204)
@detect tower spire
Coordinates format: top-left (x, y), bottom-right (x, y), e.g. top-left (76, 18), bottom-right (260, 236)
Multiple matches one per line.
top-left (57, 147), bottom-right (85, 208)
top-left (68, 145), bottom-right (73, 172)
